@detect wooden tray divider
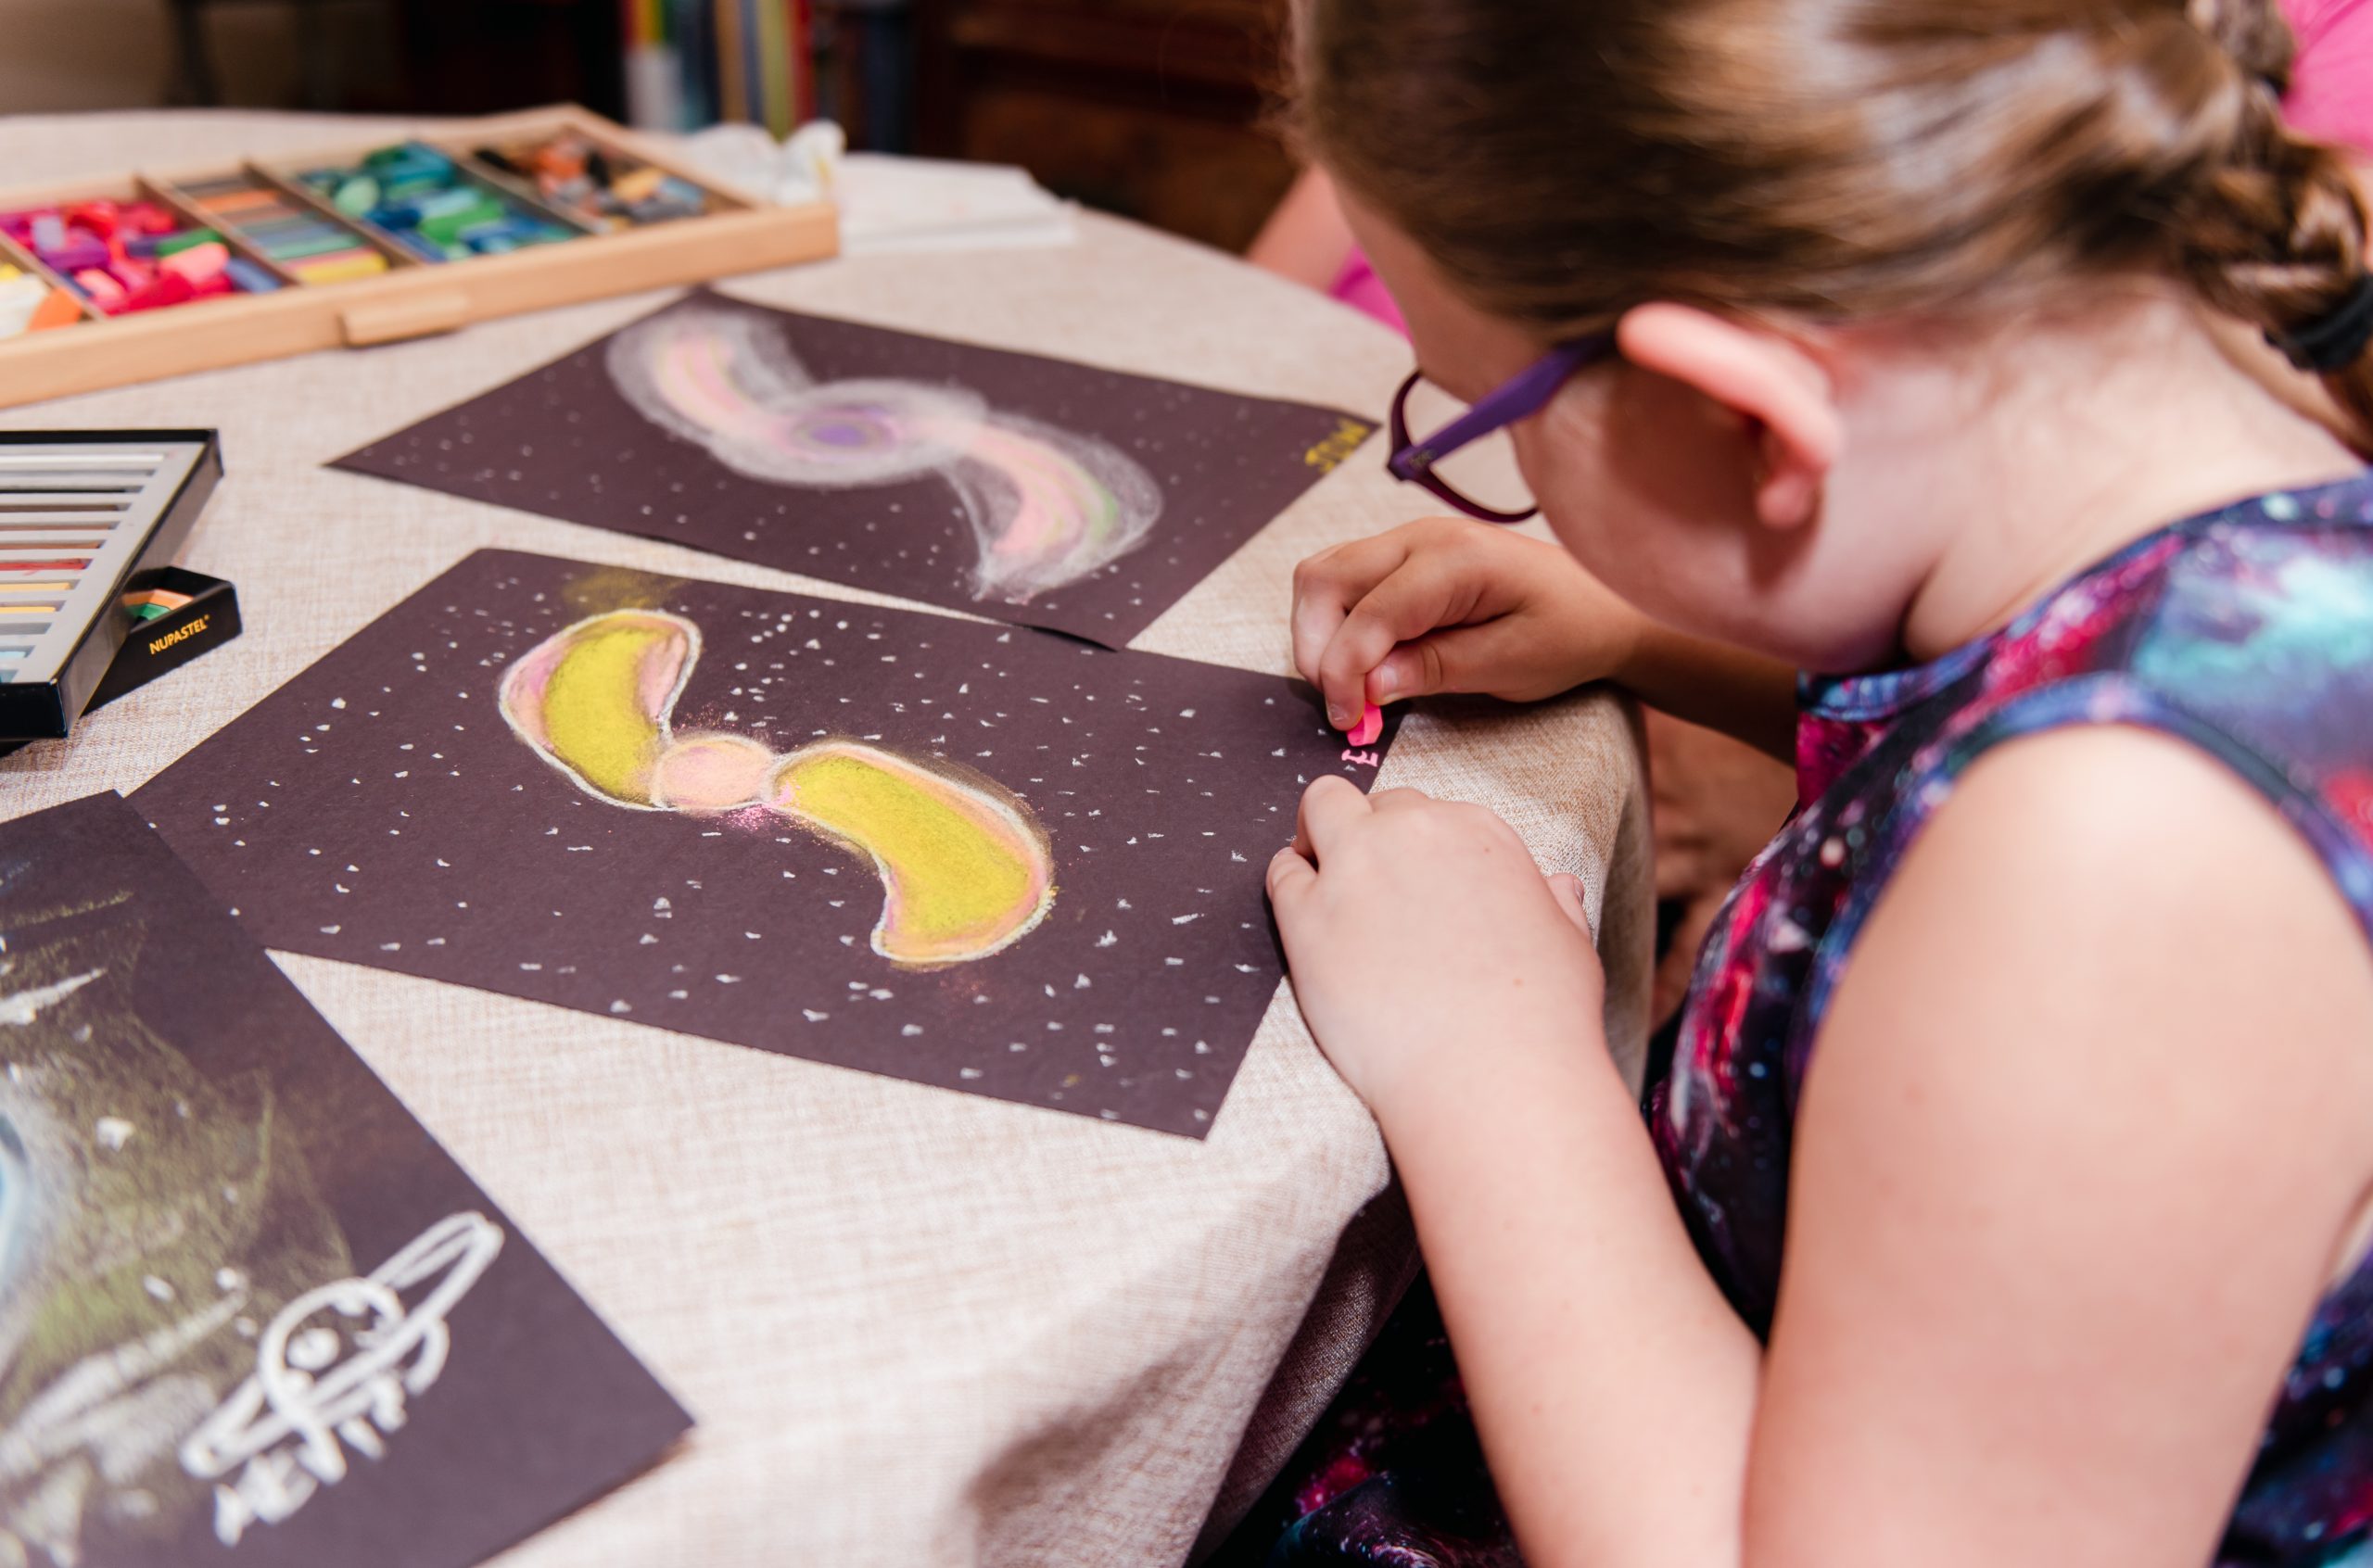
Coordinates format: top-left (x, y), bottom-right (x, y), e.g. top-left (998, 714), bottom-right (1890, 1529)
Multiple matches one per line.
top-left (0, 228), bottom-right (102, 323)
top-left (133, 174), bottom-right (306, 289)
top-left (239, 161), bottom-right (426, 271)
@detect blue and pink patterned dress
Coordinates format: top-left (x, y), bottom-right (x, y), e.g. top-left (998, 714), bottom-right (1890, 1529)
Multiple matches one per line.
top-left (1250, 472), bottom-right (2373, 1567)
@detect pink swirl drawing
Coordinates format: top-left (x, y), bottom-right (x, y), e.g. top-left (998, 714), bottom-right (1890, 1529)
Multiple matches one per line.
top-left (606, 305), bottom-right (1162, 604)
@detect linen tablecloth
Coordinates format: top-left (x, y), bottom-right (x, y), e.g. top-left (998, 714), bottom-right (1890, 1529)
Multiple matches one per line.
top-left (0, 111), bottom-right (1650, 1566)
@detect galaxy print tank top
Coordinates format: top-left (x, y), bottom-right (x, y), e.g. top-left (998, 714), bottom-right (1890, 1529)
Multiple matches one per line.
top-left (1652, 472), bottom-right (2373, 1566)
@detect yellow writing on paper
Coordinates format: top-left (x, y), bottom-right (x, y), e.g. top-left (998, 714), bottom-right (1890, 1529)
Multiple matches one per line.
top-left (1302, 417), bottom-right (1374, 474)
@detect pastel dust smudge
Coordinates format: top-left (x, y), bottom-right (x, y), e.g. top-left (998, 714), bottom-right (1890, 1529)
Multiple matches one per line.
top-left (603, 303), bottom-right (1161, 605)
top-left (499, 609), bottom-right (1056, 966)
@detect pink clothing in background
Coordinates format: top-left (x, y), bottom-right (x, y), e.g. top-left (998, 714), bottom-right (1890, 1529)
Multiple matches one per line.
top-left (1326, 247), bottom-right (1407, 336)
top-left (1324, 1), bottom-right (2370, 336)
top-left (2284, 0), bottom-right (2373, 156)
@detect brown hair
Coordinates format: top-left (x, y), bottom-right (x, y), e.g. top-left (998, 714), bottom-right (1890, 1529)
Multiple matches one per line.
top-left (1292, 0), bottom-right (2373, 439)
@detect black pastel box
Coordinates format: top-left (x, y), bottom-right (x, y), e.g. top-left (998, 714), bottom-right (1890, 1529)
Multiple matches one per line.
top-left (0, 429), bottom-right (223, 741)
top-left (88, 566), bottom-right (240, 709)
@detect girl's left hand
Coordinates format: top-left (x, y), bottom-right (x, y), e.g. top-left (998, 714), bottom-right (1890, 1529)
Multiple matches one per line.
top-left (1266, 776), bottom-right (1606, 1112)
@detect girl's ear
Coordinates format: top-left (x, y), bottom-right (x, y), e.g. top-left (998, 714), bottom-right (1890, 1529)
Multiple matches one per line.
top-left (1615, 303), bottom-right (1842, 529)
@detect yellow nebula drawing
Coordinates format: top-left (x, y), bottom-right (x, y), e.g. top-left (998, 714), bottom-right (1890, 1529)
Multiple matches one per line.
top-left (770, 744), bottom-right (1055, 964)
top-left (497, 610), bottom-right (694, 808)
top-left (501, 609), bottom-right (1056, 966)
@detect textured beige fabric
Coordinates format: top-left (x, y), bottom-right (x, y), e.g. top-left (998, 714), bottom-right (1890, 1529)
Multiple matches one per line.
top-left (0, 113), bottom-right (1650, 1567)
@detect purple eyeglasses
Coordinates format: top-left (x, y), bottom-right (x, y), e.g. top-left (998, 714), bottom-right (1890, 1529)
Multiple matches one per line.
top-left (1386, 334), bottom-right (1616, 523)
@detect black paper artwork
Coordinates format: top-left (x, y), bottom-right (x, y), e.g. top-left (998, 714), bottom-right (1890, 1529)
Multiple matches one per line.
top-left (0, 791), bottom-right (690, 1568)
top-left (333, 290), bottom-right (1377, 648)
top-left (134, 550), bottom-right (1402, 1135)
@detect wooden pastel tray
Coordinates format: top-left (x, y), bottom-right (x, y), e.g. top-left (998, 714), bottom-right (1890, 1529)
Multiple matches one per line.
top-left (0, 105), bottom-right (837, 410)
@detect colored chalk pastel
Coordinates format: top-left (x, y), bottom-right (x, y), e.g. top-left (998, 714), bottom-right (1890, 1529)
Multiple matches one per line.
top-left (291, 252), bottom-right (388, 284)
top-left (29, 288), bottom-right (84, 330)
top-left (223, 257), bottom-right (281, 293)
top-left (114, 271), bottom-right (197, 314)
top-left (418, 199), bottom-right (506, 246)
top-left (266, 230), bottom-right (362, 261)
top-left (73, 269), bottom-right (123, 306)
top-left (45, 239), bottom-right (108, 272)
top-left (159, 241), bottom-right (228, 285)
top-left (192, 190), bottom-right (276, 213)
top-left (153, 228), bottom-right (221, 258)
top-left (1347, 702), bottom-right (1384, 747)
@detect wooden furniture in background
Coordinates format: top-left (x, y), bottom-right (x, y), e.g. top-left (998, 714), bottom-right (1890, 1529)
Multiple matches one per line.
top-left (914, 0), bottom-right (1297, 253)
top-left (169, 0), bottom-right (341, 109)
top-left (395, 0), bottom-right (628, 118)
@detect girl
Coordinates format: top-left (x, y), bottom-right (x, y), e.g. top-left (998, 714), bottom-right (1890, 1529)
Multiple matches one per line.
top-left (1263, 2), bottom-right (2373, 1565)
top-left (1248, 0), bottom-right (2373, 1045)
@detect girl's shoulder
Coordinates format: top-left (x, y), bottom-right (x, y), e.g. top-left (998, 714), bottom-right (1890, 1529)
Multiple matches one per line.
top-left (1815, 474), bottom-right (2373, 984)
top-left (1922, 476), bottom-right (2373, 902)
top-left (1803, 474), bottom-right (2373, 824)
top-left (1658, 475), bottom-right (2373, 1329)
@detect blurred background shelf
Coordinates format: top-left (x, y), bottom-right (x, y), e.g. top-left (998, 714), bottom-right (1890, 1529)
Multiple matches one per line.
top-left (916, 0), bottom-right (1291, 250)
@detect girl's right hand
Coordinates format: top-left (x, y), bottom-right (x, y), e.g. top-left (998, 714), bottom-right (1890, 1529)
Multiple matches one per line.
top-left (1290, 516), bottom-right (1644, 729)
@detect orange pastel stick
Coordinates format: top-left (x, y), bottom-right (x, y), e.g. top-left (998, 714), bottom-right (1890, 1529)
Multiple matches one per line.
top-left (29, 288), bottom-right (82, 331)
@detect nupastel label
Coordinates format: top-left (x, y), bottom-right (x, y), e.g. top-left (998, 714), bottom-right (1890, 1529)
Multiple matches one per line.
top-left (148, 613), bottom-right (209, 654)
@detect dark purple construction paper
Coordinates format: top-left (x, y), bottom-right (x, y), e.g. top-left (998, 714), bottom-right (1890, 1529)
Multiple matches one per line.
top-left (331, 289), bottom-right (1377, 649)
top-left (0, 791), bottom-right (690, 1568)
top-left (135, 550), bottom-right (1400, 1136)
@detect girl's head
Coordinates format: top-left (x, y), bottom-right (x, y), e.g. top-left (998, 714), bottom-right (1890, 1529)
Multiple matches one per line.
top-left (1295, 0), bottom-right (2372, 668)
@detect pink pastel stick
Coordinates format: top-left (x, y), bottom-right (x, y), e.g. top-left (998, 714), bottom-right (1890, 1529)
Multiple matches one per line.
top-left (1347, 702), bottom-right (1384, 747)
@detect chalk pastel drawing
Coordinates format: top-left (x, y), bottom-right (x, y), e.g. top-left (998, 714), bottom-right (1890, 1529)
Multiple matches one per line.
top-left (0, 938), bottom-right (349, 1564)
top-left (499, 609), bottom-right (1058, 965)
top-left (604, 304), bottom-right (1162, 604)
top-left (497, 608), bottom-right (694, 809)
top-left (0, 915), bottom-right (380, 1566)
top-left (182, 1213), bottom-right (504, 1548)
